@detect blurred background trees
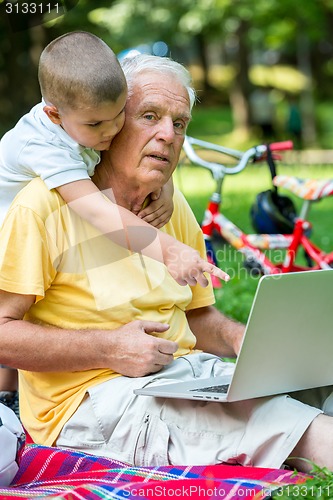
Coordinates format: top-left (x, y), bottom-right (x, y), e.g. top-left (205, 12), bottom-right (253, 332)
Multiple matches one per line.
top-left (1, 0), bottom-right (333, 147)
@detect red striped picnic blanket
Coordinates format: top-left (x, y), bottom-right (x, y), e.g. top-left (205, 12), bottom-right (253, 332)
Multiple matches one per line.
top-left (0, 444), bottom-right (307, 499)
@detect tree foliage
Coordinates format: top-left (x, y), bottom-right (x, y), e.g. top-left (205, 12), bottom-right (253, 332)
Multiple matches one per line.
top-left (1, 0), bottom-right (333, 139)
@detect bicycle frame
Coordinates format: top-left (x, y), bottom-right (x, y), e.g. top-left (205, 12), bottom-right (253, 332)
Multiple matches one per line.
top-left (182, 136), bottom-right (333, 286)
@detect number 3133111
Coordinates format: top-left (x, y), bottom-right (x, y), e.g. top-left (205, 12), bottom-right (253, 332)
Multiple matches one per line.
top-left (5, 2), bottom-right (60, 14)
top-left (274, 484), bottom-right (332, 497)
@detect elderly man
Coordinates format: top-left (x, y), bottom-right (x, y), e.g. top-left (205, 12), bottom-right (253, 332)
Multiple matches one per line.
top-left (0, 54), bottom-right (332, 472)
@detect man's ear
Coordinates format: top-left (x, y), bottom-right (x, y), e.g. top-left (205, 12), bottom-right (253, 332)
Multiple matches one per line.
top-left (43, 105), bottom-right (62, 125)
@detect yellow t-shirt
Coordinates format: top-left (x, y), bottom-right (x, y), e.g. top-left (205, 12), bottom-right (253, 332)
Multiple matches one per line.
top-left (0, 178), bottom-right (215, 445)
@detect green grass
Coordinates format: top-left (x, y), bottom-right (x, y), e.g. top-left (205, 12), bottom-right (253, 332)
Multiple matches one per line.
top-left (187, 101), bottom-right (333, 150)
top-left (272, 463), bottom-right (333, 499)
top-left (174, 162), bottom-right (333, 324)
top-left (181, 103), bottom-right (333, 493)
top-left (187, 107), bottom-right (235, 145)
top-left (179, 102), bottom-right (333, 322)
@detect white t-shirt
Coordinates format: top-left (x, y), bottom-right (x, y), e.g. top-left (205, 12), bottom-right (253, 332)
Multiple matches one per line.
top-left (0, 101), bottom-right (101, 225)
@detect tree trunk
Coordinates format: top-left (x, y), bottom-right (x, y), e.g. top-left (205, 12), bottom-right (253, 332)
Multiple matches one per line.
top-left (0, 23), bottom-right (46, 136)
top-left (195, 32), bottom-right (214, 93)
top-left (297, 32), bottom-right (317, 147)
top-left (227, 20), bottom-right (252, 138)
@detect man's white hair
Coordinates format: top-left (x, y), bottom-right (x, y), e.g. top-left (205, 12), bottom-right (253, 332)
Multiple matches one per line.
top-left (120, 54), bottom-right (196, 110)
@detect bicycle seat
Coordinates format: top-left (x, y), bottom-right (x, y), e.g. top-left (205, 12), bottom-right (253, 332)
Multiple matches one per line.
top-left (273, 176), bottom-right (333, 201)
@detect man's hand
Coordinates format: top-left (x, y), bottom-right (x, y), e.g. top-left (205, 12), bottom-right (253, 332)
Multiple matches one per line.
top-left (0, 290), bottom-right (178, 375)
top-left (105, 320), bottom-right (178, 377)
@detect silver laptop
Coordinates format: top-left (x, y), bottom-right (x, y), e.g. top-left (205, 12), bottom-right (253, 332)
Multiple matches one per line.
top-left (134, 269), bottom-right (333, 402)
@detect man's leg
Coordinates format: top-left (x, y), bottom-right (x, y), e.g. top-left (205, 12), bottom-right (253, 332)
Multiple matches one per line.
top-left (287, 414), bottom-right (333, 472)
top-left (56, 354), bottom-right (322, 469)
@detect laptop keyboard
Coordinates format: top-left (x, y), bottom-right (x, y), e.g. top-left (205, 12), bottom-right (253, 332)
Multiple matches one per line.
top-left (190, 384), bottom-right (229, 394)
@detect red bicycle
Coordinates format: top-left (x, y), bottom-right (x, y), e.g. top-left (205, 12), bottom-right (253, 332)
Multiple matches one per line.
top-left (181, 136), bottom-right (333, 287)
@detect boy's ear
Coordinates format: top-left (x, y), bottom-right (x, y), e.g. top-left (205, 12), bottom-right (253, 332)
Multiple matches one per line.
top-left (43, 105), bottom-right (62, 125)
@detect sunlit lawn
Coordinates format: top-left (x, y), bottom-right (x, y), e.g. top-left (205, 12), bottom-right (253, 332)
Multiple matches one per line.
top-left (187, 102), bottom-right (333, 150)
top-left (178, 102), bottom-right (333, 323)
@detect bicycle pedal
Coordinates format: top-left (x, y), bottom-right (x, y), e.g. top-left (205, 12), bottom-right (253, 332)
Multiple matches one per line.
top-left (243, 258), bottom-right (263, 275)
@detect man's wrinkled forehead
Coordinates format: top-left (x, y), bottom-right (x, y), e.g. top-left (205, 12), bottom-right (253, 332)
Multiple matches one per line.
top-left (128, 71), bottom-right (191, 119)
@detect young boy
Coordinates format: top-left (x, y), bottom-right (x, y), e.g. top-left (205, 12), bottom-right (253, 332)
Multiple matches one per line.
top-left (0, 31), bottom-right (228, 286)
top-left (0, 31), bottom-right (229, 412)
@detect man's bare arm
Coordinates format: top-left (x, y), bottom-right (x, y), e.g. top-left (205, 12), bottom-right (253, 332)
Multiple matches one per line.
top-left (0, 290), bottom-right (177, 377)
top-left (186, 306), bottom-right (244, 358)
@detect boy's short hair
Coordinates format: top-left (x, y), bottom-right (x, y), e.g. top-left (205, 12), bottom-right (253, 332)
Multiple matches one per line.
top-left (38, 31), bottom-right (127, 111)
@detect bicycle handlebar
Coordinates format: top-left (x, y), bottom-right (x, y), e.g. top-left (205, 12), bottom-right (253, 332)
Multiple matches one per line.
top-left (182, 136), bottom-right (293, 178)
top-left (268, 140), bottom-right (294, 151)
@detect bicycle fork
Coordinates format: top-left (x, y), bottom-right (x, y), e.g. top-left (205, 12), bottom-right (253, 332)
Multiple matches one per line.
top-left (201, 196), bottom-right (280, 284)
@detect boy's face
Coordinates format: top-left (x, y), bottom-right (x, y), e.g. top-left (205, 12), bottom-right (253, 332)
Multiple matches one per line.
top-left (44, 90), bottom-right (127, 151)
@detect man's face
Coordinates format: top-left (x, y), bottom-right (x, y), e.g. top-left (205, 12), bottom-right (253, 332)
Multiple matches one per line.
top-left (47, 90), bottom-right (127, 151)
top-left (108, 71), bottom-right (191, 190)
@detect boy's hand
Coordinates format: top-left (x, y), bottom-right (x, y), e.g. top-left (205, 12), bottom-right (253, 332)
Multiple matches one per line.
top-left (163, 240), bottom-right (230, 287)
top-left (138, 179), bottom-right (174, 229)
